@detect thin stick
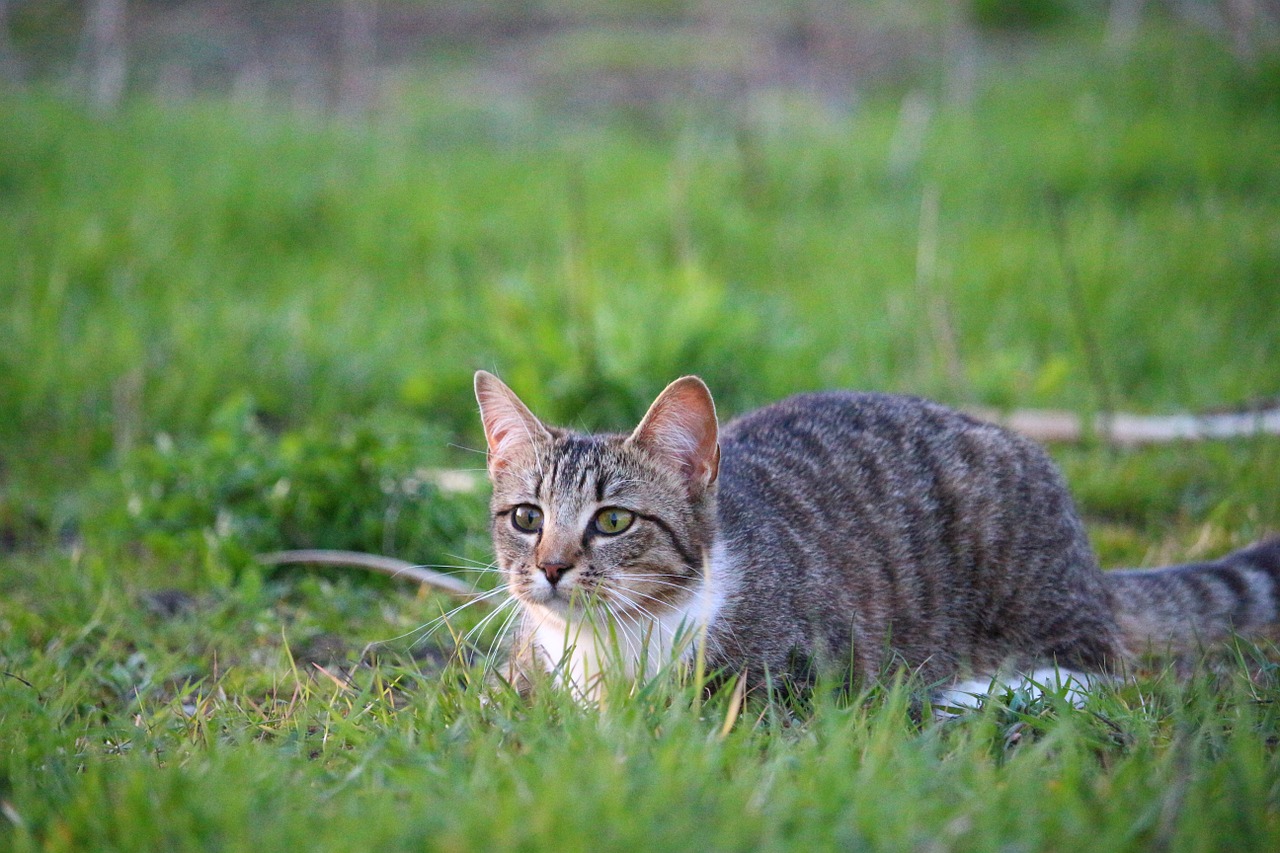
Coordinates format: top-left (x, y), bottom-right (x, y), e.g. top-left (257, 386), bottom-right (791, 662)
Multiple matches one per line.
top-left (256, 550), bottom-right (478, 599)
top-left (970, 405), bottom-right (1280, 446)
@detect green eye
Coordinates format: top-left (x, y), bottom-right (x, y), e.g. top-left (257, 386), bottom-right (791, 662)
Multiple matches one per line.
top-left (594, 508), bottom-right (635, 536)
top-left (512, 504), bottom-right (543, 533)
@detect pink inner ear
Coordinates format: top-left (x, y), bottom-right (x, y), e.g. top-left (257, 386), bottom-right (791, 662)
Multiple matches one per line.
top-left (475, 372), bottom-right (548, 471)
top-left (481, 407), bottom-right (540, 469)
top-left (630, 377), bottom-right (719, 488)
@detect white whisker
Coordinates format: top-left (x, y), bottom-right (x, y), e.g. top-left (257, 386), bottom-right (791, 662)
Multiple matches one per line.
top-left (485, 604), bottom-right (522, 666)
top-left (447, 443), bottom-right (489, 457)
top-left (462, 595), bottom-right (520, 651)
top-left (608, 586), bottom-right (682, 618)
top-left (596, 601), bottom-right (640, 668)
top-left (405, 586), bottom-right (511, 646)
top-left (606, 589), bottom-right (664, 634)
top-left (612, 574), bottom-right (692, 592)
top-left (442, 553), bottom-right (501, 570)
top-left (412, 564), bottom-right (504, 575)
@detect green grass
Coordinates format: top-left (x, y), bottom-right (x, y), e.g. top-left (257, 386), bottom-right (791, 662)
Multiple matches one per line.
top-left (2, 25), bottom-right (1277, 486)
top-left (4, 559), bottom-right (1280, 851)
top-left (3, 20), bottom-right (1280, 852)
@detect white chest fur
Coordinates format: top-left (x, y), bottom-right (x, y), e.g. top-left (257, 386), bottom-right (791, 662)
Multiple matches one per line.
top-left (528, 540), bottom-right (732, 702)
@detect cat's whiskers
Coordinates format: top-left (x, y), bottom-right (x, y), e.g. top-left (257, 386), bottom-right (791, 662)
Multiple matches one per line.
top-left (460, 594), bottom-right (521, 653)
top-left (485, 604), bottom-right (523, 668)
top-left (406, 585), bottom-right (511, 647)
top-left (615, 607), bottom-right (665, 679)
top-left (411, 563), bottom-right (504, 577)
top-left (612, 574), bottom-right (693, 596)
top-left (608, 587), bottom-right (676, 617)
top-left (600, 588), bottom-right (666, 638)
top-left (442, 552), bottom-right (503, 569)
top-left (609, 579), bottom-right (695, 616)
top-left (601, 601), bottom-right (660, 640)
top-left (599, 589), bottom-right (694, 679)
top-left (610, 571), bottom-right (721, 665)
top-left (448, 442), bottom-right (489, 457)
top-left (596, 578), bottom-right (660, 612)
top-left (412, 563), bottom-right (501, 571)
top-left (480, 602), bottom-right (524, 660)
top-left (612, 570), bottom-right (689, 585)
top-left (595, 601), bottom-right (643, 672)
top-left (417, 555), bottom-right (506, 582)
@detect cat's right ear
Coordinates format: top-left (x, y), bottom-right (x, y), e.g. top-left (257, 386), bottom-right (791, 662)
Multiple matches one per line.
top-left (628, 376), bottom-right (720, 495)
top-left (474, 371), bottom-right (552, 476)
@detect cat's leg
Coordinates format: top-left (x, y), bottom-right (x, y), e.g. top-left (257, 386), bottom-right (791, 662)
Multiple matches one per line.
top-left (932, 666), bottom-right (1101, 717)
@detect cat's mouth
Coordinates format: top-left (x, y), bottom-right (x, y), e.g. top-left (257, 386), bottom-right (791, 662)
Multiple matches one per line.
top-left (511, 572), bottom-right (572, 608)
top-left (515, 572), bottom-right (615, 616)
top-left (513, 565), bottom-right (693, 619)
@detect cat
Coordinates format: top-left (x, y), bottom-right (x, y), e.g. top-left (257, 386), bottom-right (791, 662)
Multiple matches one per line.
top-left (474, 370), bottom-right (1280, 705)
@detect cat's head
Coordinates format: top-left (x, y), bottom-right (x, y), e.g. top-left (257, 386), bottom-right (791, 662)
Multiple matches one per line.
top-left (475, 371), bottom-right (720, 622)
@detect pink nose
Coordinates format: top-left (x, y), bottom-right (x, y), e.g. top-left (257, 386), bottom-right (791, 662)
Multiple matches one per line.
top-left (539, 561), bottom-right (571, 584)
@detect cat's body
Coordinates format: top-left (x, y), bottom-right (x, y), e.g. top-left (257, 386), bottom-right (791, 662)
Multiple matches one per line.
top-left (475, 371), bottom-right (1280, 702)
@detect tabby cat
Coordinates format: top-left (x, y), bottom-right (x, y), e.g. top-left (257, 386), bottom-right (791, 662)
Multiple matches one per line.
top-left (475, 370), bottom-right (1280, 703)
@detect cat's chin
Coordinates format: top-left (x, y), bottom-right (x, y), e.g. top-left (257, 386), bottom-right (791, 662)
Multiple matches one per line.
top-left (515, 583), bottom-right (573, 614)
top-left (517, 585), bottom-right (617, 623)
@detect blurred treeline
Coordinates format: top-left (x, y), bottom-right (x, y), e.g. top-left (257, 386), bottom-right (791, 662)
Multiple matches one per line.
top-left (4, 1), bottom-right (1277, 114)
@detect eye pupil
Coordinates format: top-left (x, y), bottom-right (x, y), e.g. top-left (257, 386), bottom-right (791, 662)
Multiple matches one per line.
top-left (512, 505), bottom-right (543, 532)
top-left (594, 508), bottom-right (634, 535)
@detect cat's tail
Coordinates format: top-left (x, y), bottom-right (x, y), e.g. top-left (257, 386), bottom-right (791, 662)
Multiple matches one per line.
top-left (1104, 537), bottom-right (1280, 657)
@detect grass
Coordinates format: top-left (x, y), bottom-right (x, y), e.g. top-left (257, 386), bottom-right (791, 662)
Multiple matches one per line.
top-left (4, 566), bottom-right (1280, 850)
top-left (2, 25), bottom-right (1278, 482)
top-left (2, 19), bottom-right (1280, 852)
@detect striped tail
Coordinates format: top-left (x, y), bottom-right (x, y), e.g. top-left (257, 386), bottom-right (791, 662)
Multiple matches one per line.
top-left (1105, 537), bottom-right (1280, 657)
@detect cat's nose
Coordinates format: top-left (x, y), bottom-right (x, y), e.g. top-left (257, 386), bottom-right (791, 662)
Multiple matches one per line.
top-left (539, 561), bottom-right (572, 585)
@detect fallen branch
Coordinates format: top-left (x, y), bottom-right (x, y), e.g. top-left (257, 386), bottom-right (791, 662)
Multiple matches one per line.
top-left (971, 406), bottom-right (1280, 447)
top-left (256, 549), bottom-right (478, 598)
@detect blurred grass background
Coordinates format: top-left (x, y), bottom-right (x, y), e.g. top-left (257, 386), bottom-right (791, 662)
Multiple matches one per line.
top-left (2, 2), bottom-right (1280, 850)
top-left (2, 2), bottom-right (1277, 492)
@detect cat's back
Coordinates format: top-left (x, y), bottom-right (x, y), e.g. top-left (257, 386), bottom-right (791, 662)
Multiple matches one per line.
top-left (721, 390), bottom-right (992, 461)
top-left (718, 390), bottom-right (1019, 504)
top-left (708, 391), bottom-right (1119, 681)
top-left (716, 391), bottom-right (1045, 578)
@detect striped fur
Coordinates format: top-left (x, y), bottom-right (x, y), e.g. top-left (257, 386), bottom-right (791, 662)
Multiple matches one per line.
top-left (1107, 539), bottom-right (1280, 656)
top-left (475, 371), bottom-right (1280, 699)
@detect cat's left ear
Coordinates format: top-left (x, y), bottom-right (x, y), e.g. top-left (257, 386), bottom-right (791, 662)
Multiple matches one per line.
top-left (475, 371), bottom-right (553, 476)
top-left (628, 376), bottom-right (720, 494)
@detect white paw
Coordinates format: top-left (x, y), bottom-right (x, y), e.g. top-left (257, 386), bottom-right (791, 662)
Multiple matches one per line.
top-left (933, 667), bottom-right (1098, 718)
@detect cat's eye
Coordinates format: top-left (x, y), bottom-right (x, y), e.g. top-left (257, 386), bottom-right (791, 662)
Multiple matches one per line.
top-left (594, 507), bottom-right (635, 536)
top-left (511, 504), bottom-right (543, 533)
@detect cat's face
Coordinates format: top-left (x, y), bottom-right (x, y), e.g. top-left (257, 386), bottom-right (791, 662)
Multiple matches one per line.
top-left (475, 372), bottom-right (721, 622)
